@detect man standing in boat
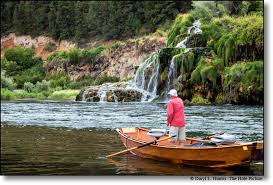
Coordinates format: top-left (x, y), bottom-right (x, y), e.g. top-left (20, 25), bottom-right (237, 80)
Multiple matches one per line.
top-left (166, 89), bottom-right (186, 145)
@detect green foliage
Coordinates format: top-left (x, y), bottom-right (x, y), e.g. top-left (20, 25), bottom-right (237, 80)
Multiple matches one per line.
top-left (94, 75), bottom-right (120, 85)
top-left (1, 70), bottom-right (16, 90)
top-left (13, 63), bottom-right (45, 88)
top-left (4, 47), bottom-right (36, 70)
top-left (167, 14), bottom-right (194, 47)
top-left (1, 1), bottom-right (192, 41)
top-left (48, 89), bottom-right (80, 100)
top-left (47, 46), bottom-right (106, 64)
top-left (67, 76), bottom-right (96, 89)
top-left (190, 57), bottom-right (224, 88)
top-left (215, 93), bottom-right (226, 104)
top-left (190, 95), bottom-right (210, 105)
top-left (35, 80), bottom-right (50, 92)
top-left (202, 14), bottom-right (263, 65)
top-left (223, 61), bottom-right (263, 90)
top-left (1, 88), bottom-right (15, 100)
top-left (2, 47), bottom-right (45, 88)
top-left (23, 82), bottom-right (35, 93)
top-left (1, 58), bottom-right (20, 76)
top-left (190, 1), bottom-right (228, 21)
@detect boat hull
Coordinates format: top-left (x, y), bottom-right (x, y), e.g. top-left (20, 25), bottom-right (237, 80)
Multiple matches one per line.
top-left (116, 128), bottom-right (263, 168)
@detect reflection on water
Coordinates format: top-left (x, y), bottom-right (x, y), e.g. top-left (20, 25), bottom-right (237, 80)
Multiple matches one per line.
top-left (1, 101), bottom-right (263, 175)
top-left (1, 124), bottom-right (263, 175)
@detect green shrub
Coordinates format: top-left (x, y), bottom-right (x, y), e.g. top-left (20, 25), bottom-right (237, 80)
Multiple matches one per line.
top-left (35, 80), bottom-right (50, 92)
top-left (1, 70), bottom-right (17, 90)
top-left (215, 93), bottom-right (226, 104)
top-left (190, 1), bottom-right (228, 21)
top-left (4, 47), bottom-right (37, 70)
top-left (1, 88), bottom-right (15, 100)
top-left (1, 58), bottom-right (20, 76)
top-left (47, 46), bottom-right (107, 65)
top-left (23, 82), bottom-right (35, 93)
top-left (13, 63), bottom-right (45, 88)
top-left (191, 95), bottom-right (210, 104)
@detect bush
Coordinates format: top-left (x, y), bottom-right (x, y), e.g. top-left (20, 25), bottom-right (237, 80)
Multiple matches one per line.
top-left (67, 76), bottom-right (96, 89)
top-left (4, 47), bottom-right (36, 70)
top-left (215, 93), bottom-right (226, 104)
top-left (190, 1), bottom-right (228, 21)
top-left (191, 95), bottom-right (210, 105)
top-left (1, 88), bottom-right (15, 100)
top-left (47, 46), bottom-right (107, 65)
top-left (23, 82), bottom-right (35, 93)
top-left (1, 58), bottom-right (20, 76)
top-left (1, 70), bottom-right (16, 90)
top-left (35, 80), bottom-right (50, 92)
top-left (13, 63), bottom-right (45, 88)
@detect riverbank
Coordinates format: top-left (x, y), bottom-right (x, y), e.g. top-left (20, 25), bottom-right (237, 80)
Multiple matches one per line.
top-left (1, 88), bottom-right (79, 101)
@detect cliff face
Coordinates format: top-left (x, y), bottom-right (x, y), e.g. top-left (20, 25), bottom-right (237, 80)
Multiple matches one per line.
top-left (1, 33), bottom-right (75, 59)
top-left (1, 33), bottom-right (166, 81)
top-left (103, 37), bottom-right (166, 80)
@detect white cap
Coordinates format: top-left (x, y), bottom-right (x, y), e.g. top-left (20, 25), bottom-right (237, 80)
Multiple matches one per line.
top-left (168, 89), bottom-right (178, 97)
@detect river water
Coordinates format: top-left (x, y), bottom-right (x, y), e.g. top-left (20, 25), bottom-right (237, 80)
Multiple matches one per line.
top-left (1, 100), bottom-right (264, 175)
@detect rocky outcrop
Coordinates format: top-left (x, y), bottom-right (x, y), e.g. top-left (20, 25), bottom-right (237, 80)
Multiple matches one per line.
top-left (76, 82), bottom-right (143, 102)
top-left (1, 33), bottom-right (75, 59)
top-left (102, 37), bottom-right (166, 80)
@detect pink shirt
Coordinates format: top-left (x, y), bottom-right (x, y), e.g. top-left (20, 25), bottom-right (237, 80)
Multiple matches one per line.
top-left (166, 97), bottom-right (185, 127)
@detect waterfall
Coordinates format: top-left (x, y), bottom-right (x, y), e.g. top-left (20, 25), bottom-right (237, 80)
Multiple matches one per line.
top-left (176, 20), bottom-right (202, 48)
top-left (97, 86), bottom-right (107, 102)
top-left (166, 56), bottom-right (177, 94)
top-left (112, 89), bottom-right (118, 103)
top-left (131, 52), bottom-right (160, 102)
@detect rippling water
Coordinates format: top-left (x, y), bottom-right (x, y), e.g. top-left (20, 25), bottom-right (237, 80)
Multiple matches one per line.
top-left (1, 100), bottom-right (264, 175)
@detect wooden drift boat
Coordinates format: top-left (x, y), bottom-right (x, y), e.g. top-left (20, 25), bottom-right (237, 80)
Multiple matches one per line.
top-left (116, 127), bottom-right (263, 168)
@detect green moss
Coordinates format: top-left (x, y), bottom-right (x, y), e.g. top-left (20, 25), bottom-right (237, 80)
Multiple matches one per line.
top-left (215, 93), bottom-right (226, 104)
top-left (223, 61), bottom-right (263, 90)
top-left (190, 95), bottom-right (210, 105)
top-left (202, 14), bottom-right (263, 65)
top-left (190, 56), bottom-right (224, 88)
top-left (167, 14), bottom-right (194, 47)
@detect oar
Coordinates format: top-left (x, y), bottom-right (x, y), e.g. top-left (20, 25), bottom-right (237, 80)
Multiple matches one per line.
top-left (106, 135), bottom-right (176, 158)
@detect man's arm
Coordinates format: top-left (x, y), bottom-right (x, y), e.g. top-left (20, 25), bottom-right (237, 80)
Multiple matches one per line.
top-left (166, 102), bottom-right (174, 126)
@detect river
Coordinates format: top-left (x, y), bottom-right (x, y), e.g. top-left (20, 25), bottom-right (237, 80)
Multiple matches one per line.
top-left (1, 100), bottom-right (264, 175)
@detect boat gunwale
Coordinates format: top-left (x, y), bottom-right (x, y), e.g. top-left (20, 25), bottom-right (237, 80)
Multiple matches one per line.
top-left (116, 127), bottom-right (257, 150)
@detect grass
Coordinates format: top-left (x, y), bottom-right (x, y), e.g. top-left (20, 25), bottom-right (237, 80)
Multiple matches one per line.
top-left (48, 89), bottom-right (80, 100)
top-left (1, 88), bottom-right (80, 101)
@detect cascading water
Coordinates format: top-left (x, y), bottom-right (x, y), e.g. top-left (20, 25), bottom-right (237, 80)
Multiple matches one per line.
top-left (80, 20), bottom-right (203, 103)
top-left (97, 86), bottom-right (107, 102)
top-left (176, 20), bottom-right (202, 48)
top-left (131, 52), bottom-right (160, 102)
top-left (166, 57), bottom-right (177, 96)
